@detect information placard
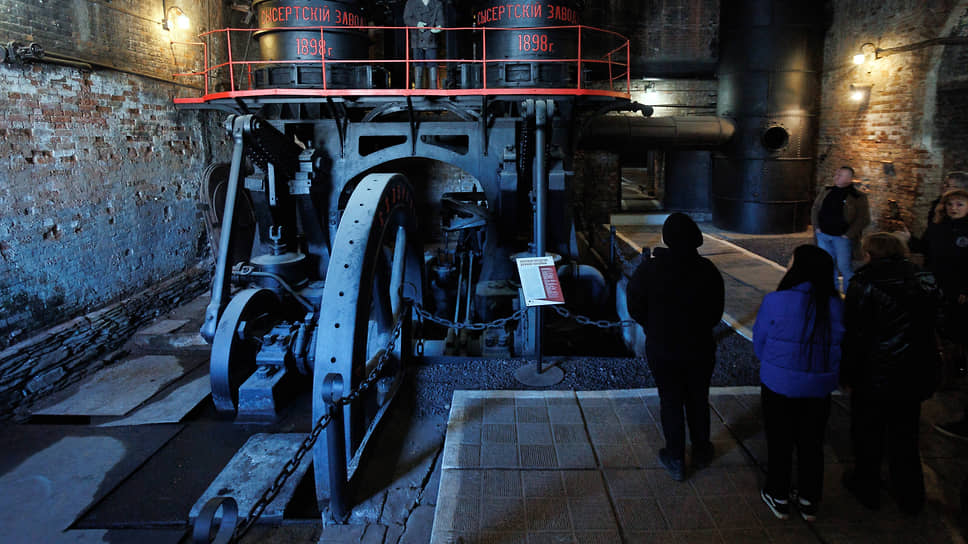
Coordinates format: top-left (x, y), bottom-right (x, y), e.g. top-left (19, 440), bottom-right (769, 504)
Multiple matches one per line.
top-left (515, 256), bottom-right (565, 307)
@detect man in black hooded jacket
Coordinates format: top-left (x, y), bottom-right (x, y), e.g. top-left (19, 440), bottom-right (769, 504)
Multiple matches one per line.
top-left (626, 213), bottom-right (725, 480)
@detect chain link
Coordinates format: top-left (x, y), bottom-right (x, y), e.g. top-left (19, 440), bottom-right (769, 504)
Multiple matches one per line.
top-left (413, 303), bottom-right (527, 331)
top-left (228, 303), bottom-right (408, 542)
top-left (218, 296), bottom-right (631, 541)
top-left (550, 304), bottom-right (636, 329)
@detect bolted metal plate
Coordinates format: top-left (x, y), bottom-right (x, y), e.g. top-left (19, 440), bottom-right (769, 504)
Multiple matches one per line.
top-left (189, 433), bottom-right (312, 524)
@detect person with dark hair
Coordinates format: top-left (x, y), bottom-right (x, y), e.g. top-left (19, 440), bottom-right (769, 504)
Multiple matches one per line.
top-left (841, 232), bottom-right (943, 514)
top-left (403, 0), bottom-right (444, 88)
top-left (811, 166), bottom-right (871, 292)
top-left (626, 213), bottom-right (725, 481)
top-left (754, 245), bottom-right (845, 522)
top-left (922, 188), bottom-right (968, 438)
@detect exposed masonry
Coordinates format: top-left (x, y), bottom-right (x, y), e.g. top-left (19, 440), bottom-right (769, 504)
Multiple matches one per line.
top-left (818, 0), bottom-right (968, 235)
top-left (0, 64), bottom-right (228, 350)
top-left (0, 265), bottom-right (210, 421)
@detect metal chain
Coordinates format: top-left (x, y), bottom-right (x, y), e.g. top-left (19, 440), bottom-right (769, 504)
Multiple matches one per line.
top-left (413, 303), bottom-right (527, 331)
top-left (213, 299), bottom-right (631, 542)
top-left (550, 304), bottom-right (636, 329)
top-left (227, 304), bottom-right (408, 542)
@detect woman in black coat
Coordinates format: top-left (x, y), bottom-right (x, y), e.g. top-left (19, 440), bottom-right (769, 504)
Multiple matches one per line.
top-left (841, 233), bottom-right (943, 514)
top-left (626, 213), bottom-right (725, 480)
top-left (923, 189), bottom-right (968, 359)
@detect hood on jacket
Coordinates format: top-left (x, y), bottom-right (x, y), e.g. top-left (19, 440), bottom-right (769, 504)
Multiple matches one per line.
top-left (662, 212), bottom-right (703, 251)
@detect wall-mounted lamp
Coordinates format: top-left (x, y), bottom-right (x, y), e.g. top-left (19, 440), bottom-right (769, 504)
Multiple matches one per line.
top-left (849, 83), bottom-right (872, 102)
top-left (162, 5), bottom-right (190, 31)
top-left (853, 43), bottom-right (876, 65)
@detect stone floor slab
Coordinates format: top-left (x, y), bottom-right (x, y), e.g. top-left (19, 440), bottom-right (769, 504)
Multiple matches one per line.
top-left (34, 354), bottom-right (202, 416)
top-left (99, 371), bottom-right (209, 427)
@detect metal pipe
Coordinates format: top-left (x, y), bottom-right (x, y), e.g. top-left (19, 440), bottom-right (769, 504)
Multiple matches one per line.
top-left (580, 115), bottom-right (735, 150)
top-left (453, 252), bottom-right (464, 324)
top-left (201, 115), bottom-right (247, 342)
top-left (877, 36), bottom-right (968, 58)
top-left (464, 251), bottom-right (474, 324)
top-left (533, 99), bottom-right (548, 373)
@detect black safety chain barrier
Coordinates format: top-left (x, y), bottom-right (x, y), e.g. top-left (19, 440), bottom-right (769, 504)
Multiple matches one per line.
top-left (413, 302), bottom-right (527, 331)
top-left (550, 304), bottom-right (637, 329)
top-left (194, 303), bottom-right (408, 544)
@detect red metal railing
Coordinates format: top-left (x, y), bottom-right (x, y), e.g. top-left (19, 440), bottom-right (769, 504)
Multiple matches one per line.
top-left (173, 24), bottom-right (630, 103)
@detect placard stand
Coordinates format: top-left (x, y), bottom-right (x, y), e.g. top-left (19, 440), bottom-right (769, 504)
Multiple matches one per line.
top-left (513, 256), bottom-right (564, 386)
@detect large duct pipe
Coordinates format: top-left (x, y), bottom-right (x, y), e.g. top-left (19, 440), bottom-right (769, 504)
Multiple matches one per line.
top-left (712, 0), bottom-right (825, 234)
top-left (580, 116), bottom-right (735, 151)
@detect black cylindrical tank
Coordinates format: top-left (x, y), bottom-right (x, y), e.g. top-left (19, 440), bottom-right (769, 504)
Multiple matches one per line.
top-left (711, 0), bottom-right (825, 233)
top-left (252, 0), bottom-right (370, 89)
top-left (472, 0), bottom-right (580, 88)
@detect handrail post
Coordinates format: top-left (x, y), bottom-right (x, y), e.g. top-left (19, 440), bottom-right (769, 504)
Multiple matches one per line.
top-left (226, 30), bottom-right (235, 92)
top-left (321, 28), bottom-right (328, 90)
top-left (481, 27), bottom-right (487, 90)
top-left (626, 40), bottom-right (631, 95)
top-left (577, 26), bottom-right (582, 90)
top-left (204, 41), bottom-right (209, 96)
top-left (608, 51), bottom-right (614, 91)
top-left (405, 27), bottom-right (410, 89)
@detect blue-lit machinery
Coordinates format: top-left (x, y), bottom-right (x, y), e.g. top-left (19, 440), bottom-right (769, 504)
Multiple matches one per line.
top-left (179, 0), bottom-right (635, 519)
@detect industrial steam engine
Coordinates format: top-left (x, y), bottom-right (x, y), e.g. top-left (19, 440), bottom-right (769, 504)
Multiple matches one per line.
top-left (176, 0), bottom-right (738, 522)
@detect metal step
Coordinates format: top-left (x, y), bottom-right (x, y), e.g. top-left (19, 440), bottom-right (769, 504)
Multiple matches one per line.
top-left (190, 433), bottom-right (315, 525)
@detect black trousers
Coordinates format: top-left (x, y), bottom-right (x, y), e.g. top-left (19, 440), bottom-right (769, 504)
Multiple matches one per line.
top-left (761, 385), bottom-right (831, 503)
top-left (850, 392), bottom-right (924, 513)
top-left (649, 356), bottom-right (714, 459)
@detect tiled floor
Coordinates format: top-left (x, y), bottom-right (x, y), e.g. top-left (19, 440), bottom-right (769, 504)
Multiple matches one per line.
top-left (431, 389), bottom-right (968, 543)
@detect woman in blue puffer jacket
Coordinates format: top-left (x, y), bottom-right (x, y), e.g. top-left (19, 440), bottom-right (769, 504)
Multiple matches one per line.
top-left (753, 245), bottom-right (845, 522)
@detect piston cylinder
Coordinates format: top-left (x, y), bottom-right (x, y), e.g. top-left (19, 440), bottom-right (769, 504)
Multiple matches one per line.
top-left (252, 0), bottom-right (371, 89)
top-left (472, 1), bottom-right (581, 88)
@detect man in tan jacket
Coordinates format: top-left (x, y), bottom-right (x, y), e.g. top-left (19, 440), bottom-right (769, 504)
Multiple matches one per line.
top-left (811, 166), bottom-right (871, 291)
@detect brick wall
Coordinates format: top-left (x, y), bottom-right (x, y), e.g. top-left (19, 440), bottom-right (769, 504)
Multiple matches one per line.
top-left (817, 0), bottom-right (968, 234)
top-left (574, 150), bottom-right (621, 226)
top-left (937, 8), bottom-right (968, 176)
top-left (0, 0), bottom-right (213, 82)
top-left (585, 0), bottom-right (719, 75)
top-left (0, 1), bottom-right (231, 350)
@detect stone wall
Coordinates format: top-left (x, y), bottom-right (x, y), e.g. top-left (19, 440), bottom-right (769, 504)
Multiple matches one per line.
top-left (817, 0), bottom-right (968, 234)
top-left (0, 0), bottom-right (230, 349)
top-left (0, 266), bottom-right (210, 421)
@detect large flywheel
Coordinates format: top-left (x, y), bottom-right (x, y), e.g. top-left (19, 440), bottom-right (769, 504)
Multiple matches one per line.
top-left (210, 288), bottom-right (282, 417)
top-left (312, 173), bottom-right (424, 509)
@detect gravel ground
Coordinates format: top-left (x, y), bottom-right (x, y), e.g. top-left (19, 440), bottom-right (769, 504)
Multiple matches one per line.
top-left (411, 323), bottom-right (756, 417)
top-left (410, 230), bottom-right (813, 416)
